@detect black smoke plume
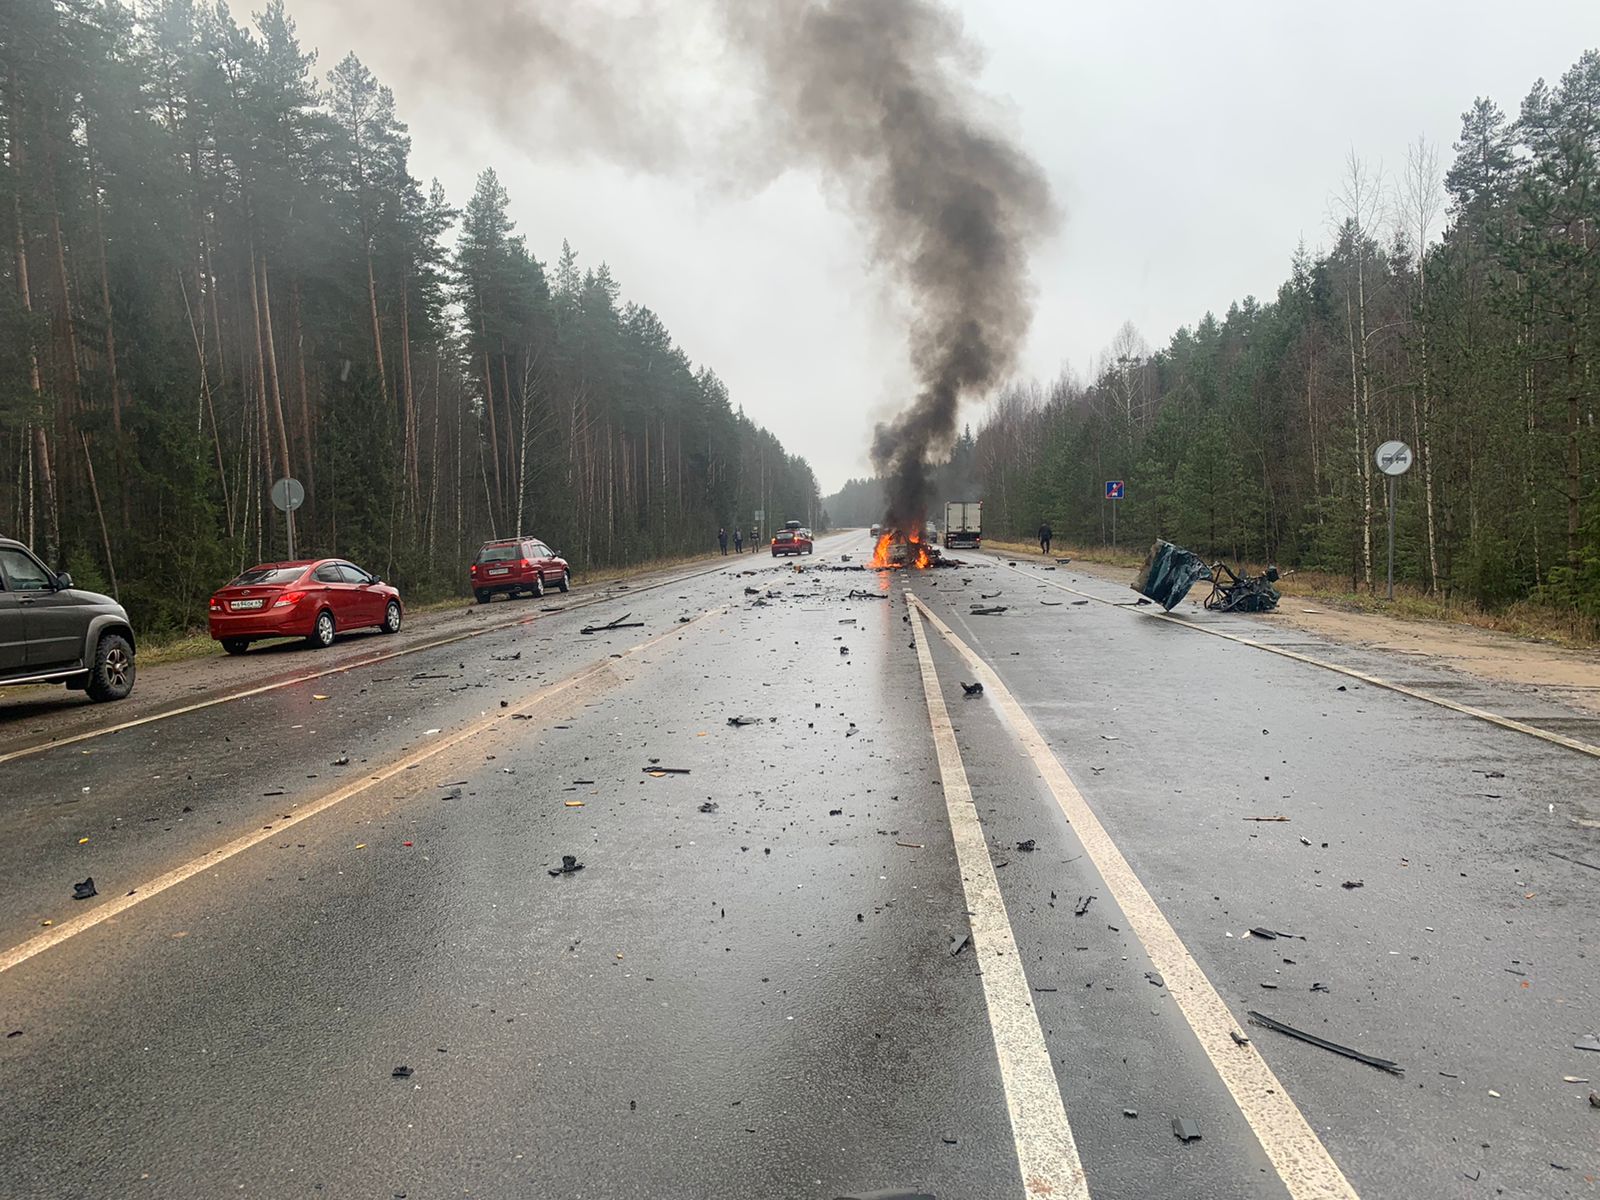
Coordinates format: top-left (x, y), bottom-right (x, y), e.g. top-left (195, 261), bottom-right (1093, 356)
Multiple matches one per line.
top-left (727, 0), bottom-right (1058, 532)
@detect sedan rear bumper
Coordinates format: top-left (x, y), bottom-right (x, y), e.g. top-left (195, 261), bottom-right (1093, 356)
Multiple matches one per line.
top-left (209, 606), bottom-right (315, 641)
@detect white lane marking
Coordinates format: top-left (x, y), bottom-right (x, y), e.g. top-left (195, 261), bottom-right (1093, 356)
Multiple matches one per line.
top-left (909, 593), bottom-right (1359, 1200)
top-left (907, 603), bottom-right (1089, 1200)
top-left (0, 559), bottom-right (741, 768)
top-left (0, 610), bottom-right (725, 976)
top-left (989, 557), bottom-right (1600, 761)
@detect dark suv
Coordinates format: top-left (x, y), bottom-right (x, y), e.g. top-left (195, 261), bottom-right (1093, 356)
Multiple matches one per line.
top-left (0, 538), bottom-right (136, 702)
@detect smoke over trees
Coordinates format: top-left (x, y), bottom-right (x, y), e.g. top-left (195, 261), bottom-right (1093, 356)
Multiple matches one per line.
top-left (0, 0), bottom-right (819, 634)
top-left (726, 0), bottom-right (1057, 532)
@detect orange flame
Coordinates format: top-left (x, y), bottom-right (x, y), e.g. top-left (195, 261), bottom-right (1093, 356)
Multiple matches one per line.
top-left (871, 529), bottom-right (932, 569)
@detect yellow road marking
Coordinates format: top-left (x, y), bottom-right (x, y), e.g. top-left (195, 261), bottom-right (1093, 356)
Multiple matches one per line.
top-left (991, 558), bottom-right (1600, 761)
top-left (907, 602), bottom-right (1089, 1200)
top-left (909, 592), bottom-right (1360, 1200)
top-left (0, 560), bottom-right (738, 768)
top-left (0, 609), bottom-right (724, 976)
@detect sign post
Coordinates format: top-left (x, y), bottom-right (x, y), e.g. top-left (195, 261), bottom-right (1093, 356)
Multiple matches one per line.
top-left (1105, 480), bottom-right (1125, 549)
top-left (271, 477), bottom-right (306, 560)
top-left (1374, 442), bottom-right (1412, 601)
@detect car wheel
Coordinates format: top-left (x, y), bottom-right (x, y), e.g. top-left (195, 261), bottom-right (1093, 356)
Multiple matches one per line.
top-left (381, 600), bottom-right (402, 634)
top-left (557, 570), bottom-right (571, 593)
top-left (475, 589), bottom-right (491, 604)
top-left (531, 573), bottom-right (545, 599)
top-left (85, 633), bottom-right (136, 702)
top-left (306, 609), bottom-right (336, 649)
top-left (221, 638), bottom-right (250, 656)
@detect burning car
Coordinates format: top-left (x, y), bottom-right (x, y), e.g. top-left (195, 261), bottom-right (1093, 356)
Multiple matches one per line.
top-left (871, 528), bottom-right (937, 569)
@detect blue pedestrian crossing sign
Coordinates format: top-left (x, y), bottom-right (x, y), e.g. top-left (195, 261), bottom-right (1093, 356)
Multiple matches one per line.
top-left (1105, 480), bottom-right (1125, 500)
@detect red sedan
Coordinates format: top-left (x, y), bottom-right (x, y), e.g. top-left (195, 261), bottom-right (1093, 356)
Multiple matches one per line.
top-left (208, 558), bottom-right (403, 654)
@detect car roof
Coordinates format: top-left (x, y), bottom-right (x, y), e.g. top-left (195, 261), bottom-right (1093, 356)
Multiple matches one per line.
top-left (244, 560), bottom-right (317, 571)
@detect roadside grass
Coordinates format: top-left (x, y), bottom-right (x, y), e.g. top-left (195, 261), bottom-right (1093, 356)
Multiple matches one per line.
top-left (985, 539), bottom-right (1600, 648)
top-left (135, 549), bottom-right (728, 667)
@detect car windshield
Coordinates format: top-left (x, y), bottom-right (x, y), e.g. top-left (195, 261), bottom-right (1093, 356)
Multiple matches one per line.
top-left (228, 566), bottom-right (303, 586)
top-left (476, 544), bottom-right (521, 563)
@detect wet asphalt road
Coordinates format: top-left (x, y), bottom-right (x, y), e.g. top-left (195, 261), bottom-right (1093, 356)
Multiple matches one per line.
top-left (1, 532), bottom-right (1597, 1200)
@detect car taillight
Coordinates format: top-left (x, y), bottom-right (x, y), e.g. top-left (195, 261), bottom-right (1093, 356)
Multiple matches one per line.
top-left (273, 590), bottom-right (306, 608)
top-left (470, 564), bottom-right (478, 576)
top-left (209, 597), bottom-right (222, 612)
top-left (518, 559), bottom-right (529, 570)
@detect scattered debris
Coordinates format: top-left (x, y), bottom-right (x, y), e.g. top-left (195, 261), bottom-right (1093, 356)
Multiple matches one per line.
top-left (969, 605), bottom-right (1008, 615)
top-left (331, 754), bottom-right (350, 766)
top-left (72, 877), bottom-right (96, 900)
top-left (1230, 1030), bottom-right (1250, 1046)
top-left (1550, 850), bottom-right (1600, 872)
top-left (1122, 1108), bottom-right (1136, 1118)
top-left (1040, 600), bottom-right (1062, 606)
top-left (1243, 815), bottom-right (1290, 822)
top-left (847, 590), bottom-right (888, 600)
top-left (1015, 839), bottom-right (1036, 852)
top-left (980, 591), bottom-right (1003, 599)
top-left (392, 1066), bottom-right (414, 1079)
top-left (896, 841), bottom-right (924, 849)
top-left (492, 652), bottom-right (522, 661)
top-left (1574, 1035), bottom-right (1600, 1053)
top-left (950, 933), bottom-right (971, 956)
top-left (698, 802), bottom-right (719, 814)
top-left (840, 646), bottom-right (850, 655)
top-left (1299, 836), bottom-right (1312, 846)
top-left (1074, 895), bottom-right (1095, 917)
top-left (1340, 879), bottom-right (1364, 890)
top-left (1248, 1010), bottom-right (1403, 1075)
top-left (548, 855), bottom-right (585, 877)
top-left (727, 715), bottom-right (760, 727)
top-left (643, 767), bottom-right (691, 776)
top-left (1172, 1118), bottom-right (1202, 1143)
top-left (960, 681), bottom-right (984, 696)
top-left (1145, 971), bottom-right (1165, 988)
top-left (581, 613), bottom-right (644, 635)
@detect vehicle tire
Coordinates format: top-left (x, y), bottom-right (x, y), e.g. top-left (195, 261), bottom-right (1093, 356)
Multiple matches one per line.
top-left (557, 570), bottom-right (571, 593)
top-left (85, 633), bottom-right (136, 702)
top-left (221, 638), bottom-right (250, 656)
top-left (306, 609), bottom-right (336, 649)
top-left (475, 589), bottom-right (491, 604)
top-left (530, 574), bottom-right (545, 599)
top-left (381, 600), bottom-right (402, 634)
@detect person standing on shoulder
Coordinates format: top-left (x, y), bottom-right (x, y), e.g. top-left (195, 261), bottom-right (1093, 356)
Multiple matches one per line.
top-left (1038, 522), bottom-right (1052, 555)
top-left (718, 527), bottom-right (729, 556)
top-left (733, 528), bottom-right (744, 554)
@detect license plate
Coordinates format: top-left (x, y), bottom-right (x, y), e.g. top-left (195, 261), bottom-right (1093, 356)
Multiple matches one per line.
top-left (231, 599), bottom-right (265, 610)
top-left (488, 568), bottom-right (509, 576)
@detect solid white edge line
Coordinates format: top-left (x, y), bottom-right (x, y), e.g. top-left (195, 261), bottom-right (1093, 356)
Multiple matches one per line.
top-left (909, 592), bottom-right (1359, 1200)
top-left (907, 602), bottom-right (1090, 1200)
top-left (0, 609), bottom-right (725, 976)
top-left (990, 557), bottom-right (1600, 761)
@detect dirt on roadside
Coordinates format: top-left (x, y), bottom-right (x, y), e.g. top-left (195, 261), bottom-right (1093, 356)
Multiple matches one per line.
top-left (999, 543), bottom-right (1600, 719)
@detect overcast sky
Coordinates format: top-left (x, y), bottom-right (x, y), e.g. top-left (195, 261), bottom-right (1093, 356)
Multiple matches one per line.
top-left (288, 0), bottom-right (1592, 494)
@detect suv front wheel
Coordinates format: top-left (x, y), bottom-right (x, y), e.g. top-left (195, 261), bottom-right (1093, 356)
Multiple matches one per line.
top-left (85, 632), bottom-right (136, 702)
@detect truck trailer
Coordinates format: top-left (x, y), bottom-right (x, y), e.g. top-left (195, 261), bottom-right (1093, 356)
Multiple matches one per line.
top-left (943, 501), bottom-right (982, 549)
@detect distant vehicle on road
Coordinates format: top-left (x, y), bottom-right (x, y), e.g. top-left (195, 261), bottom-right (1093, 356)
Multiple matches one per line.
top-left (209, 559), bottom-right (402, 654)
top-left (470, 537), bottom-right (570, 603)
top-left (0, 536), bottom-right (137, 701)
top-left (944, 500), bottom-right (983, 548)
top-left (870, 523), bottom-right (882, 538)
top-left (772, 523), bottom-right (814, 556)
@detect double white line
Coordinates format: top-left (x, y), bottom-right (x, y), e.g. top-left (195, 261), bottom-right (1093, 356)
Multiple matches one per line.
top-left (906, 592), bottom-right (1358, 1200)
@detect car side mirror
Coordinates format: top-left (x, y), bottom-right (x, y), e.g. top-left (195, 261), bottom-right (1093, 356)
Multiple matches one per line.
top-left (55, 571), bottom-right (73, 590)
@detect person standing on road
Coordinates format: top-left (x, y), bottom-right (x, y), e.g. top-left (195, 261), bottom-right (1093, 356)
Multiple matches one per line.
top-left (1038, 522), bottom-right (1052, 555)
top-left (718, 527), bottom-right (728, 556)
top-left (733, 528), bottom-right (744, 554)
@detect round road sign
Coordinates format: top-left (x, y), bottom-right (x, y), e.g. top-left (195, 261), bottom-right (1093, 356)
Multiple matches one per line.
top-left (271, 477), bottom-right (306, 512)
top-left (1374, 441), bottom-right (1413, 477)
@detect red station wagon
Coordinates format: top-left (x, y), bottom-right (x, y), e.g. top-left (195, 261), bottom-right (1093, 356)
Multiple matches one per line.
top-left (208, 559), bottom-right (403, 654)
top-left (470, 537), bottom-right (570, 603)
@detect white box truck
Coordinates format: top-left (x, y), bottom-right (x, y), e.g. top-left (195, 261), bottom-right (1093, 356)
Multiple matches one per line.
top-left (943, 501), bottom-right (982, 548)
